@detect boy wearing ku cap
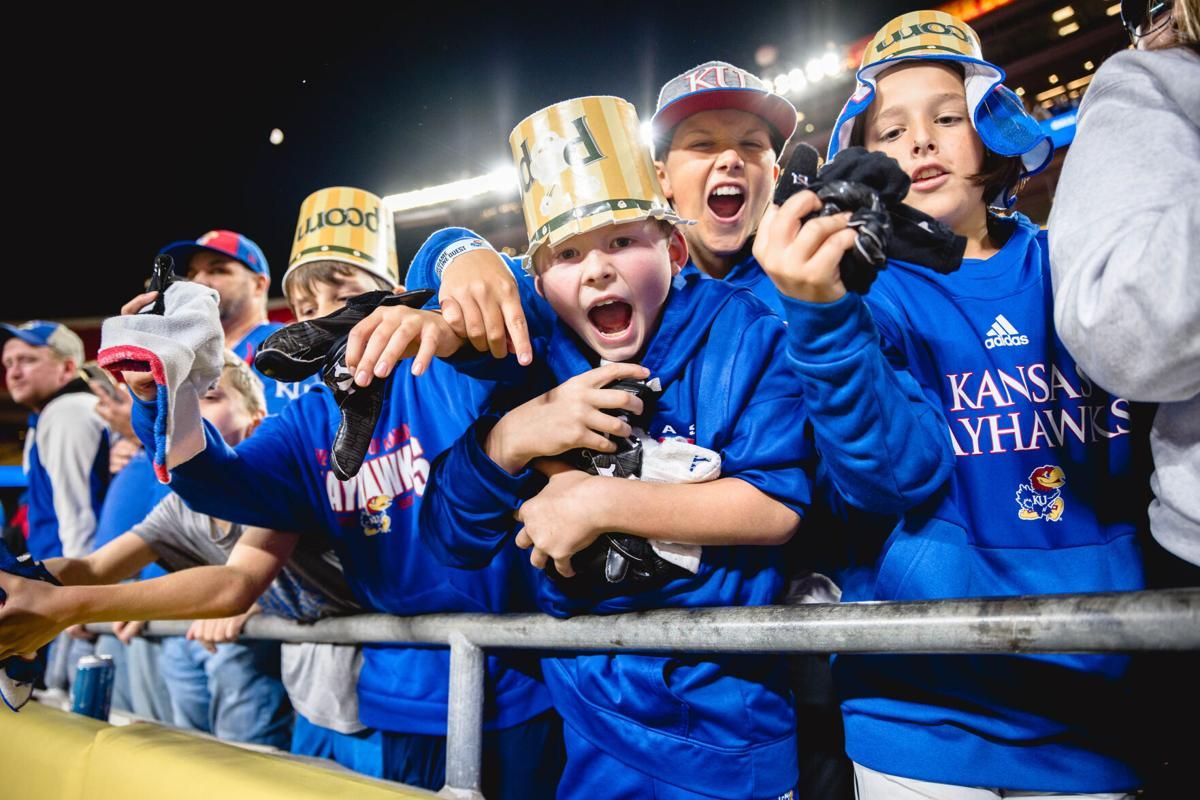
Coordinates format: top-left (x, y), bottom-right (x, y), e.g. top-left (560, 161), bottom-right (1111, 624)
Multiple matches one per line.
top-left (349, 95), bottom-right (950, 799)
top-left (651, 60), bottom-right (798, 309)
top-left (418, 61), bottom-right (798, 358)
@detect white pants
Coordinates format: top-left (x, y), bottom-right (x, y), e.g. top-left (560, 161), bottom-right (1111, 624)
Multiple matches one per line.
top-left (853, 763), bottom-right (1135, 800)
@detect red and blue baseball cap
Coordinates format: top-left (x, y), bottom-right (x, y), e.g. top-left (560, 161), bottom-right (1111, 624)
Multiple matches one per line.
top-left (158, 230), bottom-right (270, 279)
top-left (0, 321), bottom-right (85, 364)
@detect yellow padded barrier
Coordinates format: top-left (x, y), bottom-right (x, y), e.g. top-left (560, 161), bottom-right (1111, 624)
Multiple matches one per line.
top-left (0, 701), bottom-right (105, 799)
top-left (0, 703), bottom-right (437, 800)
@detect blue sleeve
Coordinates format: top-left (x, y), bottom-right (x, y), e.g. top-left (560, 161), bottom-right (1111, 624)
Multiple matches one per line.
top-left (130, 395), bottom-right (321, 533)
top-left (418, 416), bottom-right (543, 570)
top-left (781, 292), bottom-right (953, 514)
top-left (702, 311), bottom-right (816, 517)
top-left (404, 227), bottom-right (483, 292)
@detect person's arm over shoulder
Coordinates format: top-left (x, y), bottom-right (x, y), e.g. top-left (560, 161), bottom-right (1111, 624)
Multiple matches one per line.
top-left (407, 227), bottom-right (556, 351)
top-left (784, 290), bottom-right (953, 513)
top-left (1049, 49), bottom-right (1200, 402)
top-left (38, 393), bottom-right (107, 558)
top-left (129, 390), bottom-right (320, 533)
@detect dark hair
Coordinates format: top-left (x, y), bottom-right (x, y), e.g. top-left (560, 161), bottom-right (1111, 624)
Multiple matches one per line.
top-left (848, 62), bottom-right (1025, 207)
top-left (286, 261), bottom-right (392, 308)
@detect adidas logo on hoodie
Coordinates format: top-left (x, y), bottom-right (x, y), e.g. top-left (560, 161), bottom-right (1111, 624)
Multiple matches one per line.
top-left (983, 314), bottom-right (1029, 349)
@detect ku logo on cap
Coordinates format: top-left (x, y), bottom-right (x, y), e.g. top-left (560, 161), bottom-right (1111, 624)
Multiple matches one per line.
top-left (686, 63), bottom-right (747, 92)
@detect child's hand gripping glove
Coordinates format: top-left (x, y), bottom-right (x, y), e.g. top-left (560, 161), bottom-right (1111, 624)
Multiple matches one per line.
top-left (773, 145), bottom-right (965, 294)
top-left (546, 377), bottom-right (721, 597)
top-left (254, 289), bottom-right (434, 481)
top-left (99, 260), bottom-right (223, 483)
top-left (0, 545), bottom-right (61, 712)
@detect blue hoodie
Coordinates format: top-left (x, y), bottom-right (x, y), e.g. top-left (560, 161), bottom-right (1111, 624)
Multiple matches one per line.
top-left (680, 249), bottom-right (784, 315)
top-left (129, 364), bottom-right (551, 735)
top-left (834, 214), bottom-right (1145, 792)
top-left (409, 228), bottom-right (952, 797)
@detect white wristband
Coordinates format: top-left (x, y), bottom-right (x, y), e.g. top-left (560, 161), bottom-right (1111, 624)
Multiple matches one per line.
top-left (434, 237), bottom-right (493, 279)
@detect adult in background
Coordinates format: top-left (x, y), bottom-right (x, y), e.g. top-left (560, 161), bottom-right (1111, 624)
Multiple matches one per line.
top-left (1050, 0), bottom-right (1199, 576)
top-left (0, 321), bottom-right (108, 690)
top-left (1049, 3), bottom-right (1199, 795)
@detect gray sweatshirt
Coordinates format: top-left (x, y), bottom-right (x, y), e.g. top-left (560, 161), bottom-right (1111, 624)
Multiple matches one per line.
top-left (1049, 46), bottom-right (1200, 566)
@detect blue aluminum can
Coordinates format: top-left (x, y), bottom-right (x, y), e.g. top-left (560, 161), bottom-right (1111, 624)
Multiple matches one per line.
top-left (70, 654), bottom-right (114, 720)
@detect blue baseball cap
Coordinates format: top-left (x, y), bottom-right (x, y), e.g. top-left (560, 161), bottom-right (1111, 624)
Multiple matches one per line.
top-left (158, 230), bottom-right (270, 279)
top-left (0, 321), bottom-right (85, 364)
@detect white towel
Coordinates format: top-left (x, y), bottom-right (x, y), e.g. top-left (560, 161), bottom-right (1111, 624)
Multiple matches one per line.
top-left (97, 282), bottom-right (223, 483)
top-left (637, 432), bottom-right (721, 574)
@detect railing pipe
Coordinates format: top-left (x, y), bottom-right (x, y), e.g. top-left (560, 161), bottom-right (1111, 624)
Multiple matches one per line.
top-left (104, 589), bottom-right (1200, 654)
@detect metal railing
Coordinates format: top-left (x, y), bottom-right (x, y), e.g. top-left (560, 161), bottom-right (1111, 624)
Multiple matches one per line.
top-left (97, 588), bottom-right (1200, 800)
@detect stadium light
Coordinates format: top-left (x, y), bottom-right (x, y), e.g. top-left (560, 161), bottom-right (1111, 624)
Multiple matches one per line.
top-left (1051, 6), bottom-right (1075, 23)
top-left (805, 57), bottom-right (825, 83)
top-left (1106, 3), bottom-right (1121, 16)
top-left (1058, 21), bottom-right (1080, 36)
top-left (819, 51), bottom-right (841, 77)
top-left (383, 167), bottom-right (519, 213)
top-left (1036, 85), bottom-right (1067, 102)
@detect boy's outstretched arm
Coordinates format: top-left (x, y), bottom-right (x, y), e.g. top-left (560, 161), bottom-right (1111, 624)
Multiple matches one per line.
top-left (44, 531), bottom-right (157, 587)
top-left (756, 190), bottom-right (954, 513)
top-left (115, 291), bottom-right (323, 531)
top-left (0, 531), bottom-right (160, 655)
top-left (0, 528), bottom-right (295, 660)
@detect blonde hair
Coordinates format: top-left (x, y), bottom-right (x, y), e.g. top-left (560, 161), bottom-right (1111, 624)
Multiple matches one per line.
top-left (285, 260), bottom-right (392, 313)
top-left (220, 350), bottom-right (266, 417)
top-left (1176, 0), bottom-right (1200, 47)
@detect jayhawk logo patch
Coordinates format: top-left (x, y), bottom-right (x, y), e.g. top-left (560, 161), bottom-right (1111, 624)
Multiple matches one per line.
top-left (361, 495), bottom-right (393, 536)
top-left (1015, 465), bottom-right (1066, 522)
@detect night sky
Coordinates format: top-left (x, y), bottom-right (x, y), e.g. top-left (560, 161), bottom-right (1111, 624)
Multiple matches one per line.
top-left (12, 1), bottom-right (922, 321)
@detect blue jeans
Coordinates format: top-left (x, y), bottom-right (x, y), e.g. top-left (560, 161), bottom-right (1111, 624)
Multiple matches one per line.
top-left (127, 637), bottom-right (172, 722)
top-left (159, 636), bottom-right (291, 749)
top-left (45, 632), bottom-right (95, 694)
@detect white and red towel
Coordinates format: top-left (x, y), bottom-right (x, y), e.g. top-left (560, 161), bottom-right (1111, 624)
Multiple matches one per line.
top-left (98, 283), bottom-right (224, 483)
